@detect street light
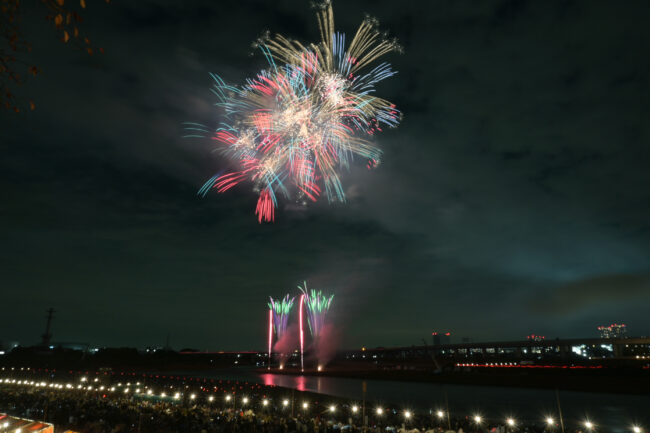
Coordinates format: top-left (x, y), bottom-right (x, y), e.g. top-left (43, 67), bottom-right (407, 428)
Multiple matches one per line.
top-left (585, 421), bottom-right (594, 430)
top-left (282, 399), bottom-right (289, 407)
top-left (436, 411), bottom-right (445, 419)
top-left (263, 399), bottom-right (269, 407)
top-left (507, 418), bottom-right (516, 427)
top-left (225, 395), bottom-right (232, 402)
top-left (190, 394), bottom-right (196, 400)
top-left (351, 405), bottom-right (359, 414)
top-left (242, 397), bottom-right (249, 405)
top-left (329, 405), bottom-right (336, 413)
top-left (404, 411), bottom-right (412, 419)
top-left (208, 396), bottom-right (214, 402)
top-left (302, 402), bottom-right (309, 410)
top-left (546, 417), bottom-right (555, 426)
top-left (474, 415), bottom-right (482, 425)
top-left (376, 408), bottom-right (383, 415)
top-left (632, 427), bottom-right (642, 433)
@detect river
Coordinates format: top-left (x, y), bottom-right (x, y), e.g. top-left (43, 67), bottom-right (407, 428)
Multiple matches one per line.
top-left (179, 368), bottom-right (650, 432)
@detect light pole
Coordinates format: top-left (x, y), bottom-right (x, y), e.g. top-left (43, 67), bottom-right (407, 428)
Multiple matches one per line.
top-left (375, 407), bottom-right (383, 428)
top-left (473, 415), bottom-right (482, 433)
top-left (555, 389), bottom-right (565, 433)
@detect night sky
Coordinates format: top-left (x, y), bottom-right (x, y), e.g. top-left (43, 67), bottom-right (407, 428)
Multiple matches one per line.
top-left (2, 0), bottom-right (649, 351)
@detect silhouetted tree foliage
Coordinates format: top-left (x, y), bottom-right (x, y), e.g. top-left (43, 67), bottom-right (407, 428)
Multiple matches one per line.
top-left (1, 0), bottom-right (109, 112)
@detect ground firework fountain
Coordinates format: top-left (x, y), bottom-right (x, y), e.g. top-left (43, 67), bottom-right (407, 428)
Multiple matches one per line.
top-left (299, 282), bottom-right (334, 343)
top-left (268, 295), bottom-right (295, 368)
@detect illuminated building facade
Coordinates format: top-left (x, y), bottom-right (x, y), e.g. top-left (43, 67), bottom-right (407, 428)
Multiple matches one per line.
top-left (598, 323), bottom-right (627, 339)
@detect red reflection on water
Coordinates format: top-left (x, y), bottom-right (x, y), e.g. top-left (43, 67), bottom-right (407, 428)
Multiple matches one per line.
top-left (260, 374), bottom-right (275, 387)
top-left (260, 373), bottom-right (307, 392)
top-left (294, 375), bottom-right (306, 392)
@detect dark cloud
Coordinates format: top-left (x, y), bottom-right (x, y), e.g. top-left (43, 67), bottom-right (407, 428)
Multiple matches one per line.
top-left (529, 274), bottom-right (650, 316)
top-left (1, 0), bottom-right (649, 349)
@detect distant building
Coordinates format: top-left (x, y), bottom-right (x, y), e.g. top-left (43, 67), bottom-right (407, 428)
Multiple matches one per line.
top-left (598, 323), bottom-right (627, 339)
top-left (432, 331), bottom-right (451, 345)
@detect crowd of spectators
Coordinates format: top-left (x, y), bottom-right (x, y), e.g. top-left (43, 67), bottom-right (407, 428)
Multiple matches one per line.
top-left (0, 374), bottom-right (588, 433)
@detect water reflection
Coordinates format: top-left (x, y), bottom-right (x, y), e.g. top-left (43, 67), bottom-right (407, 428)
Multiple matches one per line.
top-left (198, 369), bottom-right (650, 431)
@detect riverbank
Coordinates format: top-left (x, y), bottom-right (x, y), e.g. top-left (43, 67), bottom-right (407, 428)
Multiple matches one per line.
top-left (259, 366), bottom-right (650, 395)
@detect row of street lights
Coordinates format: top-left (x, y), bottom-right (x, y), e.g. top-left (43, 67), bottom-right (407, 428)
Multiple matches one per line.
top-left (0, 376), bottom-right (645, 432)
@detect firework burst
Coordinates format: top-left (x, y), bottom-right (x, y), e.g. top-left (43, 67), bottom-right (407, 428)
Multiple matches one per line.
top-left (189, 1), bottom-right (401, 222)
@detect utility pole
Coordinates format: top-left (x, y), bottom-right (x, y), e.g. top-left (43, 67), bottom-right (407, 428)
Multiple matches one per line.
top-left (41, 308), bottom-right (55, 347)
top-left (165, 333), bottom-right (171, 350)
